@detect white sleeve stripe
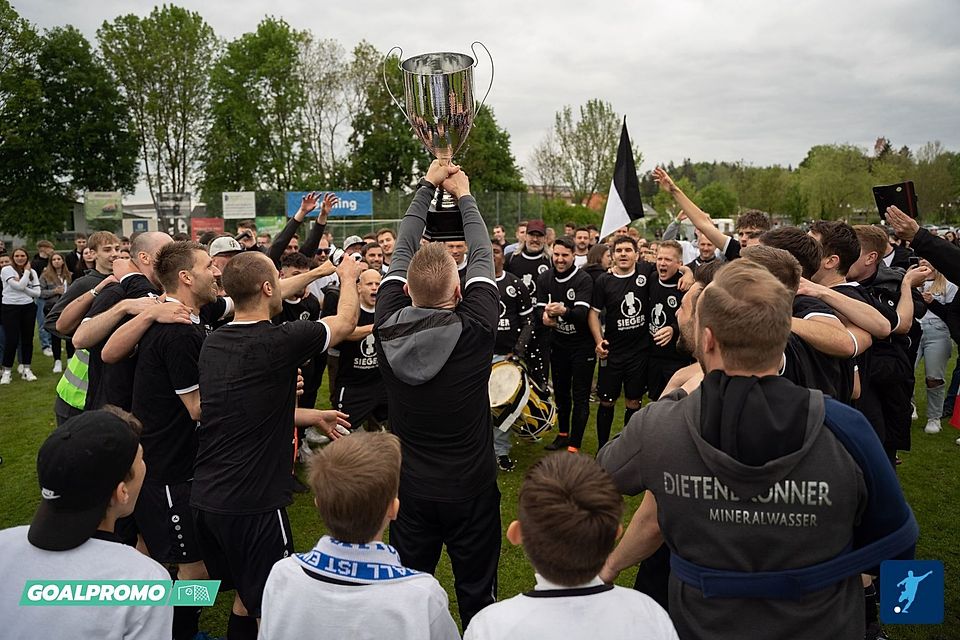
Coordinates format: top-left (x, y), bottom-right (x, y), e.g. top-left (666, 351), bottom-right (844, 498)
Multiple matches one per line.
top-left (465, 276), bottom-right (496, 289)
top-left (591, 306), bottom-right (602, 313)
top-left (519, 308), bottom-right (534, 315)
top-left (380, 275), bottom-right (407, 286)
top-left (535, 302), bottom-right (547, 307)
top-left (803, 312), bottom-right (839, 321)
top-left (175, 384), bottom-right (199, 395)
top-left (319, 319), bottom-right (332, 354)
top-left (847, 329), bottom-right (859, 358)
top-left (574, 301), bottom-right (590, 308)
top-left (220, 297), bottom-right (234, 320)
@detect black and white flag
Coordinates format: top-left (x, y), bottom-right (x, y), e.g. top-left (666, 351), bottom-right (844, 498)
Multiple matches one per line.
top-left (600, 118), bottom-right (644, 239)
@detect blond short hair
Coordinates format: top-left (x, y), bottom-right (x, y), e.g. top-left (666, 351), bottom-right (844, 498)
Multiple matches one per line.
top-left (740, 245), bottom-right (802, 292)
top-left (309, 432), bottom-right (401, 543)
top-left (697, 260), bottom-right (792, 371)
top-left (853, 225), bottom-right (888, 258)
top-left (407, 242), bottom-right (458, 307)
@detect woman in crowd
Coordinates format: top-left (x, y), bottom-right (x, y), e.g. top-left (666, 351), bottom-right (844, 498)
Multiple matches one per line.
top-left (74, 245), bottom-right (96, 279)
top-left (915, 258), bottom-right (958, 434)
top-left (40, 253), bottom-right (73, 373)
top-left (583, 243), bottom-right (611, 282)
top-left (1, 247), bottom-right (41, 383)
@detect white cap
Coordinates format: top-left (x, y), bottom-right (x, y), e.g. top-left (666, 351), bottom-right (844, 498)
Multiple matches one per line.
top-left (209, 236), bottom-right (243, 257)
top-left (343, 235), bottom-right (365, 250)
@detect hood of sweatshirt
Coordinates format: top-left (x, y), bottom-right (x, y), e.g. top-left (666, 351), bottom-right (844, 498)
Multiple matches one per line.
top-left (378, 306), bottom-right (462, 385)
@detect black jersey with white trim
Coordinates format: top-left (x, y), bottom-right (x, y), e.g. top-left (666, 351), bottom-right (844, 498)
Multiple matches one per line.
top-left (591, 262), bottom-right (655, 362)
top-left (192, 319), bottom-right (331, 514)
top-left (792, 294), bottom-right (840, 322)
top-left (495, 271), bottom-right (533, 356)
top-left (781, 333), bottom-right (848, 403)
top-left (505, 250), bottom-right (551, 305)
top-left (648, 271), bottom-right (686, 359)
top-left (537, 265), bottom-right (594, 351)
top-left (274, 295), bottom-right (321, 325)
top-left (132, 316), bottom-right (206, 484)
top-left (337, 307), bottom-right (380, 387)
top-left (83, 273), bottom-right (160, 411)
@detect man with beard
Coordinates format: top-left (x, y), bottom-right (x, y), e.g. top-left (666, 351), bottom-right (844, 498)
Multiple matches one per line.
top-left (361, 243), bottom-right (385, 274)
top-left (537, 236), bottom-right (595, 452)
top-left (491, 242), bottom-right (534, 471)
top-left (589, 235), bottom-right (655, 449)
top-left (127, 241), bottom-right (221, 640)
top-left (505, 220), bottom-right (552, 386)
top-left (336, 268), bottom-right (388, 432)
top-left (573, 227), bottom-right (592, 267)
top-left (597, 260), bottom-right (916, 640)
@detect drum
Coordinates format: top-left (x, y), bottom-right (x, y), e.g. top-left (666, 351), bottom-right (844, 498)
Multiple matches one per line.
top-left (489, 360), bottom-right (530, 434)
top-left (489, 360), bottom-right (557, 441)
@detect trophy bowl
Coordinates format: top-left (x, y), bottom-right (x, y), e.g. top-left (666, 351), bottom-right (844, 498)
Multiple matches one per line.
top-left (384, 44), bottom-right (493, 241)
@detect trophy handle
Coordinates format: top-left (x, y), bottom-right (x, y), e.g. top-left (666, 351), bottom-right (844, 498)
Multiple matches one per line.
top-left (470, 41), bottom-right (494, 116)
top-left (383, 46), bottom-right (408, 120)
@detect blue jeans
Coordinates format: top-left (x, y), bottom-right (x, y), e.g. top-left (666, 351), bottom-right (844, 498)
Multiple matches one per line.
top-left (36, 302), bottom-right (51, 350)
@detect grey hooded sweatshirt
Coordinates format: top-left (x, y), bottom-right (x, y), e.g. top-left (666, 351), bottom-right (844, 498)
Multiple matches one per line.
top-left (374, 186), bottom-right (499, 501)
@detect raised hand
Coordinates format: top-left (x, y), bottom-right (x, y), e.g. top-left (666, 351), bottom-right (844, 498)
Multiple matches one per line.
top-left (299, 191), bottom-right (321, 216)
top-left (442, 169), bottom-right (471, 199)
top-left (336, 251), bottom-right (363, 282)
top-left (319, 192), bottom-right (339, 220)
top-left (653, 167), bottom-right (678, 195)
top-left (425, 159), bottom-right (459, 188)
top-left (904, 264), bottom-right (933, 288)
top-left (886, 206), bottom-right (919, 242)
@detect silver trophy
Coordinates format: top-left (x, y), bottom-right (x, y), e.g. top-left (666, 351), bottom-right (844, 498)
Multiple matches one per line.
top-left (384, 43), bottom-right (493, 241)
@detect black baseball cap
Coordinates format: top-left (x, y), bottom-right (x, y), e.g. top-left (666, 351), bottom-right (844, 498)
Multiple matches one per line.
top-left (29, 411), bottom-right (140, 551)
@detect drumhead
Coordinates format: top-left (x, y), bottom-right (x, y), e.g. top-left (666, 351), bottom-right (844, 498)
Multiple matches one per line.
top-left (489, 361), bottom-right (523, 406)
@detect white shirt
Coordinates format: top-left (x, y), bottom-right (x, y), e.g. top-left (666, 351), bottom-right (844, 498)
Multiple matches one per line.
top-left (1, 266), bottom-right (41, 305)
top-left (260, 536), bottom-right (460, 640)
top-left (307, 272), bottom-right (340, 308)
top-left (464, 575), bottom-right (678, 640)
top-left (921, 280), bottom-right (958, 324)
top-left (0, 526), bottom-right (172, 640)
top-left (574, 254), bottom-right (588, 268)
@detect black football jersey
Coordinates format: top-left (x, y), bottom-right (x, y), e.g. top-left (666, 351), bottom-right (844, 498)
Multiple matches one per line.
top-left (505, 250), bottom-right (551, 305)
top-left (537, 265), bottom-right (594, 351)
top-left (591, 262), bottom-right (655, 362)
top-left (495, 271), bottom-right (533, 356)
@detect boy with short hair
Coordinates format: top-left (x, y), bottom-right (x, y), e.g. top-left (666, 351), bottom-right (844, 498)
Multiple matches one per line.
top-left (259, 432), bottom-right (460, 640)
top-left (464, 453), bottom-right (677, 640)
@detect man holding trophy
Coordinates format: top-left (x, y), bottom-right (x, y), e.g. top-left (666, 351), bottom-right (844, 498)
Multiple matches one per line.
top-left (375, 46), bottom-right (500, 627)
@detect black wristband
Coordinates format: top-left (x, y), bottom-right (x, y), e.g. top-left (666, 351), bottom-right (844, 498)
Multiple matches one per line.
top-left (417, 178), bottom-right (436, 191)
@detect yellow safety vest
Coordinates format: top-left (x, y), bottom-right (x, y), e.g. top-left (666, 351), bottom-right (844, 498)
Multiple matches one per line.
top-left (55, 349), bottom-right (89, 410)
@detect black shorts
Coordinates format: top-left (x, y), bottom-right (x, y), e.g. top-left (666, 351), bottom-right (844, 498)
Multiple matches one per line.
top-left (597, 356), bottom-right (647, 403)
top-left (134, 481), bottom-right (202, 564)
top-left (193, 508), bottom-right (294, 617)
top-left (336, 381), bottom-right (388, 429)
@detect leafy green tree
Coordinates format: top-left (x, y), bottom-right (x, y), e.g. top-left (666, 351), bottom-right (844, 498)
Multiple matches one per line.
top-left (534, 99), bottom-right (630, 206)
top-left (459, 106), bottom-right (524, 192)
top-left (914, 142), bottom-right (957, 222)
top-left (98, 5), bottom-right (217, 211)
top-left (38, 27), bottom-right (138, 193)
top-left (202, 17), bottom-right (310, 195)
top-left (697, 182), bottom-right (738, 217)
top-left (797, 144), bottom-right (872, 219)
top-left (347, 47), bottom-right (425, 190)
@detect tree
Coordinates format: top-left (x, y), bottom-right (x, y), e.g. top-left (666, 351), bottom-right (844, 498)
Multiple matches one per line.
top-left (458, 106), bottom-right (524, 192)
top-left (202, 17), bottom-right (310, 195)
top-left (0, 8), bottom-right (138, 238)
top-left (550, 99), bottom-right (624, 206)
top-left (530, 132), bottom-right (564, 200)
top-left (797, 144), bottom-right (872, 219)
top-left (913, 142), bottom-right (957, 222)
top-left (697, 182), bottom-right (738, 217)
top-left (37, 27), bottom-right (138, 193)
top-left (98, 5), bottom-right (217, 212)
top-left (347, 47), bottom-right (425, 190)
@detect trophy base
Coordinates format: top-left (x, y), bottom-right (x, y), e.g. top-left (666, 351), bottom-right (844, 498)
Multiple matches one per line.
top-left (423, 189), bottom-right (465, 242)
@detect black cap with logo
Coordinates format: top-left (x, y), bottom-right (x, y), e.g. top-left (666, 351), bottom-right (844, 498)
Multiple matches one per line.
top-left (28, 411), bottom-right (140, 551)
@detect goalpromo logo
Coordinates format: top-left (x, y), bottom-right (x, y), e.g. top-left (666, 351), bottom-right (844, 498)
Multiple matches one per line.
top-left (19, 580), bottom-right (220, 607)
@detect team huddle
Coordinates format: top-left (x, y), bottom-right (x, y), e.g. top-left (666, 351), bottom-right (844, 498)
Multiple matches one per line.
top-left (3, 159), bottom-right (960, 640)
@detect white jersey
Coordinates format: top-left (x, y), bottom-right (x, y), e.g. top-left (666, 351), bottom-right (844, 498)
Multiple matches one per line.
top-left (0, 526), bottom-right (172, 640)
top-left (464, 575), bottom-right (678, 640)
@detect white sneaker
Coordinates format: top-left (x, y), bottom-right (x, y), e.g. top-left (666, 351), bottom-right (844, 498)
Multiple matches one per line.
top-left (0, 370), bottom-right (10, 385)
top-left (42, 347), bottom-right (53, 357)
top-left (16, 364), bottom-right (23, 375)
top-left (52, 360), bottom-right (63, 373)
top-left (924, 419), bottom-right (942, 434)
top-left (21, 368), bottom-right (37, 382)
top-left (911, 403), bottom-right (919, 420)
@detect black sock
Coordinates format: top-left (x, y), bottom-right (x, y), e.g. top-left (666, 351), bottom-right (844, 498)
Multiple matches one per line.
top-left (597, 405), bottom-right (615, 449)
top-left (624, 406), bottom-right (639, 426)
top-left (173, 606), bottom-right (201, 640)
top-left (227, 612), bottom-right (258, 640)
top-left (864, 583), bottom-right (878, 626)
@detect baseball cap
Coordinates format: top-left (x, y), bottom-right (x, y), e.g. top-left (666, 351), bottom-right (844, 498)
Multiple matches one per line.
top-left (28, 411), bottom-right (140, 551)
top-left (209, 236), bottom-right (243, 257)
top-left (343, 235), bottom-right (365, 250)
top-left (526, 220), bottom-right (547, 236)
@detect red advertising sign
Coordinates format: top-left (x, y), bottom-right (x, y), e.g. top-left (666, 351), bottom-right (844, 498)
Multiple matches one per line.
top-left (191, 218), bottom-right (224, 242)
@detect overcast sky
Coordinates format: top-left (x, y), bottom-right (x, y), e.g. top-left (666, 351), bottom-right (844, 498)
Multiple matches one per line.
top-left (16, 0), bottom-right (960, 195)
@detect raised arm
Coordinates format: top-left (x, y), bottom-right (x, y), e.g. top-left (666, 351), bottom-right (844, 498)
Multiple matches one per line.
top-left (101, 302), bottom-right (192, 363)
top-left (798, 278), bottom-right (893, 339)
top-left (301, 193), bottom-right (337, 257)
top-left (279, 261), bottom-right (336, 300)
top-left (892, 266), bottom-right (930, 335)
top-left (268, 191), bottom-right (324, 265)
top-left (323, 257), bottom-right (362, 348)
top-left (653, 167), bottom-right (729, 253)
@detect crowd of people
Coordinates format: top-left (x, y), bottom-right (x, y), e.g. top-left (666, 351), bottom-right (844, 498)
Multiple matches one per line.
top-left (1, 159), bottom-right (959, 640)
